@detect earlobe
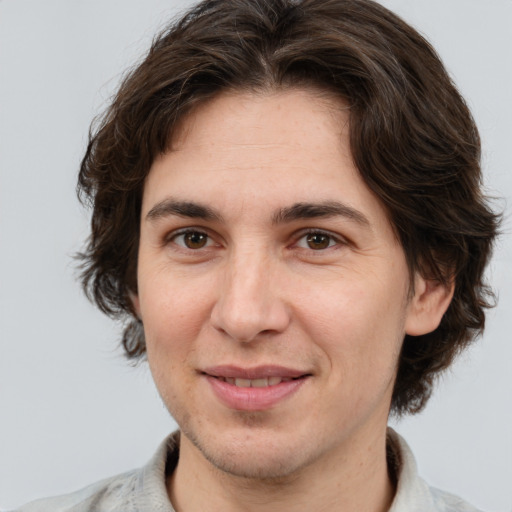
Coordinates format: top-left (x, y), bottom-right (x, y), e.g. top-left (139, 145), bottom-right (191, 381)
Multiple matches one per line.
top-left (405, 273), bottom-right (454, 336)
top-left (130, 292), bottom-right (142, 320)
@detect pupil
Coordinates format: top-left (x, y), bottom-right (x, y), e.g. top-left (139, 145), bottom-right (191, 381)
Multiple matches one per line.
top-left (307, 233), bottom-right (330, 250)
top-left (185, 232), bottom-right (207, 249)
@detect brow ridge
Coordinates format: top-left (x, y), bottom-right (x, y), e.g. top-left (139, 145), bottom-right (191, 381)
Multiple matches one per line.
top-left (272, 201), bottom-right (370, 227)
top-left (146, 198), bottom-right (223, 222)
top-left (146, 198), bottom-right (370, 229)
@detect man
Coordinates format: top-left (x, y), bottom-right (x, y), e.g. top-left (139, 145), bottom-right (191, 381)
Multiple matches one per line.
top-left (13, 0), bottom-right (499, 510)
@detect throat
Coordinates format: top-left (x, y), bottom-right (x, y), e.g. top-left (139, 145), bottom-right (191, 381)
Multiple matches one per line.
top-left (167, 429), bottom-right (396, 512)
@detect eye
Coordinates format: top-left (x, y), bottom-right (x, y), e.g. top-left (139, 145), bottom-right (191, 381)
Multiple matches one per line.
top-left (172, 230), bottom-right (212, 250)
top-left (295, 231), bottom-right (340, 250)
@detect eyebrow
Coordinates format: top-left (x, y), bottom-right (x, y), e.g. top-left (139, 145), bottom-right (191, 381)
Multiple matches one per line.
top-left (272, 201), bottom-right (371, 228)
top-left (145, 198), bottom-right (370, 229)
top-left (145, 199), bottom-right (224, 223)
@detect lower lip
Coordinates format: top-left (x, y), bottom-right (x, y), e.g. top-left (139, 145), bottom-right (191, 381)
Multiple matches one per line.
top-left (205, 376), bottom-right (307, 411)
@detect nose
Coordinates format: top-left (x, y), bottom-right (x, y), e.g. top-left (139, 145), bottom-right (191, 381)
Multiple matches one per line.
top-left (210, 250), bottom-right (291, 343)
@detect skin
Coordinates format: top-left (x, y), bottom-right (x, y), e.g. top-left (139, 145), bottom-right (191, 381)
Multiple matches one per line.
top-left (134, 89), bottom-right (453, 512)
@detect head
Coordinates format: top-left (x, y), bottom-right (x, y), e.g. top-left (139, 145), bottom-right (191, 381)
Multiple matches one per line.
top-left (78, 0), bottom-right (499, 417)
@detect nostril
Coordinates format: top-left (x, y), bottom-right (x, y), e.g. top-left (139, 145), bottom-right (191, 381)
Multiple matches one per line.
top-left (210, 286), bottom-right (291, 342)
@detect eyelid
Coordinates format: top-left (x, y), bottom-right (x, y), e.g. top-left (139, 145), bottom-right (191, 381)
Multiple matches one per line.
top-left (292, 228), bottom-right (348, 250)
top-left (162, 226), bottom-right (348, 251)
top-left (165, 227), bottom-right (218, 249)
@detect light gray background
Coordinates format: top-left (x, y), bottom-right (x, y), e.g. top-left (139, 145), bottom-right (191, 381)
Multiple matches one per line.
top-left (0, 0), bottom-right (510, 510)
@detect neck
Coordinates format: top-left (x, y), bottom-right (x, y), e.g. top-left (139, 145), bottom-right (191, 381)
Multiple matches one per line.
top-left (167, 427), bottom-right (395, 512)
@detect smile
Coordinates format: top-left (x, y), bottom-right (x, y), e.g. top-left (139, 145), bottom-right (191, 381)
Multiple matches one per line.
top-left (215, 376), bottom-right (295, 387)
top-left (201, 366), bottom-right (310, 411)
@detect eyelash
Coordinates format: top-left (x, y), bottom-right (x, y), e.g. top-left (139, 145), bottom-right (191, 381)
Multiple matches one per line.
top-left (293, 229), bottom-right (346, 251)
top-left (166, 227), bottom-right (346, 253)
top-left (167, 228), bottom-right (216, 250)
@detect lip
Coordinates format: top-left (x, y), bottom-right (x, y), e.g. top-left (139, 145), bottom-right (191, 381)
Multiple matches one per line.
top-left (201, 365), bottom-right (310, 411)
top-left (203, 365), bottom-right (308, 379)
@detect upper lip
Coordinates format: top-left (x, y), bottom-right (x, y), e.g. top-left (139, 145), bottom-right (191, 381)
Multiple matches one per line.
top-left (202, 365), bottom-right (310, 379)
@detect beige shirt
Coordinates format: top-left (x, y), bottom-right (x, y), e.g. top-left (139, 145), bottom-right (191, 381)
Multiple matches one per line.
top-left (12, 429), bottom-right (482, 512)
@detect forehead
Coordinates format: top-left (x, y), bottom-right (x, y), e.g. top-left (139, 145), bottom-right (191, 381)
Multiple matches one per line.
top-left (142, 89), bottom-right (392, 234)
top-left (171, 88), bottom-right (347, 151)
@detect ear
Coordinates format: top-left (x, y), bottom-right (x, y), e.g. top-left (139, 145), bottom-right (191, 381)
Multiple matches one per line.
top-left (129, 291), bottom-right (142, 320)
top-left (405, 273), bottom-right (454, 336)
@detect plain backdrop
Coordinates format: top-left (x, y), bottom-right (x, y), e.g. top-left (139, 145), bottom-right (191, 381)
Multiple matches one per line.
top-left (0, 0), bottom-right (511, 510)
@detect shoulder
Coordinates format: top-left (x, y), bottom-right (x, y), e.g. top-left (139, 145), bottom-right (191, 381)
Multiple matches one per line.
top-left (387, 428), bottom-right (483, 512)
top-left (10, 433), bottom-right (179, 512)
top-left (429, 487), bottom-right (484, 512)
top-left (9, 469), bottom-right (140, 512)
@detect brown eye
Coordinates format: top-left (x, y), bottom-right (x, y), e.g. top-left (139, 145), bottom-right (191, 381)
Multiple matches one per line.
top-left (306, 233), bottom-right (332, 250)
top-left (174, 231), bottom-right (210, 249)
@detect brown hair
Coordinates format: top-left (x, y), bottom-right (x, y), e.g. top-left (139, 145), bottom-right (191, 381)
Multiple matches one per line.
top-left (78, 0), bottom-right (500, 415)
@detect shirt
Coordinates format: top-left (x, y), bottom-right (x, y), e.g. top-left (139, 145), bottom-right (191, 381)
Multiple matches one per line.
top-left (11, 429), bottom-right (482, 511)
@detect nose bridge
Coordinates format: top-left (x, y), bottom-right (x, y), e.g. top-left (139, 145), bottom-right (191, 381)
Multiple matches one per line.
top-left (211, 244), bottom-right (289, 342)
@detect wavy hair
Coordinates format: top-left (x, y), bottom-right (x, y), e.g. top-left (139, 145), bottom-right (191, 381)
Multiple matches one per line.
top-left (78, 0), bottom-right (500, 415)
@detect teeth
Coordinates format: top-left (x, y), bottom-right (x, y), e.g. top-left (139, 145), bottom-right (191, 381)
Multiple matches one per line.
top-left (235, 378), bottom-right (252, 387)
top-left (219, 377), bottom-right (296, 387)
top-left (251, 378), bottom-right (269, 388)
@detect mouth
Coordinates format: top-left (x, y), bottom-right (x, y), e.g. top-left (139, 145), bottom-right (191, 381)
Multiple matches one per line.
top-left (212, 376), bottom-right (300, 388)
top-left (201, 365), bottom-right (311, 411)
top-left (202, 365), bottom-right (310, 384)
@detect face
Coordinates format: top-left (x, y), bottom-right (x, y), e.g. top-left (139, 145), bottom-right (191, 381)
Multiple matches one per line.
top-left (135, 89), bottom-right (442, 480)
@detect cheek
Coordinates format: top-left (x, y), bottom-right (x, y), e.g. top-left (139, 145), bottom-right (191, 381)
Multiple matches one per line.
top-left (138, 262), bottom-right (214, 340)
top-left (141, 278), bottom-right (202, 401)
top-left (297, 275), bottom-right (407, 377)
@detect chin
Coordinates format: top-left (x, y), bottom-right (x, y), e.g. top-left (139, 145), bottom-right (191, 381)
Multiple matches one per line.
top-left (200, 445), bottom-right (308, 481)
top-left (185, 422), bottom-right (318, 481)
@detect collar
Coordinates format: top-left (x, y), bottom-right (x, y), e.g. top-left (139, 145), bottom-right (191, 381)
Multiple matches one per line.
top-left (135, 428), bottom-right (477, 512)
